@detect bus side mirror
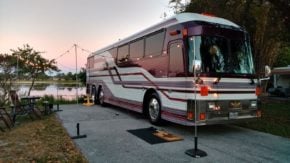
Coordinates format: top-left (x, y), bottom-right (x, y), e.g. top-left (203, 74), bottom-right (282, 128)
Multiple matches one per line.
top-left (259, 65), bottom-right (271, 82)
top-left (265, 65), bottom-right (271, 77)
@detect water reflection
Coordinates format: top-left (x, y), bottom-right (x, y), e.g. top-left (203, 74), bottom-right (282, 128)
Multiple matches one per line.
top-left (15, 83), bottom-right (86, 100)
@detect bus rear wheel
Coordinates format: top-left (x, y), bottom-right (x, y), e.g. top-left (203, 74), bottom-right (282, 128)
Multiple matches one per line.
top-left (92, 86), bottom-right (99, 105)
top-left (147, 93), bottom-right (162, 125)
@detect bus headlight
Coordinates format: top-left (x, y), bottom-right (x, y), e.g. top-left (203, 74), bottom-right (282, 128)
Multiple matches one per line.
top-left (250, 101), bottom-right (257, 108)
top-left (208, 102), bottom-right (221, 111)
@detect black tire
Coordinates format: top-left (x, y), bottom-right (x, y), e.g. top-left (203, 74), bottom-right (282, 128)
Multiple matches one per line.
top-left (98, 87), bottom-right (106, 106)
top-left (146, 93), bottom-right (162, 125)
top-left (92, 86), bottom-right (99, 105)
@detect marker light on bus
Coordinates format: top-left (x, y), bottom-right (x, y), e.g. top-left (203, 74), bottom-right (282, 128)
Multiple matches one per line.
top-left (255, 86), bottom-right (262, 96)
top-left (213, 93), bottom-right (219, 98)
top-left (200, 86), bottom-right (209, 96)
top-left (201, 12), bottom-right (215, 17)
top-left (169, 30), bottom-right (180, 36)
top-left (182, 28), bottom-right (188, 37)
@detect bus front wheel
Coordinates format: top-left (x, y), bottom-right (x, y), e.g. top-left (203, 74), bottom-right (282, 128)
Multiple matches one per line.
top-left (147, 93), bottom-right (162, 125)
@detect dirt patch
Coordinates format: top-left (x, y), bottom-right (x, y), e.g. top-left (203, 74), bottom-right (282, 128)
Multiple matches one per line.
top-left (0, 114), bottom-right (87, 162)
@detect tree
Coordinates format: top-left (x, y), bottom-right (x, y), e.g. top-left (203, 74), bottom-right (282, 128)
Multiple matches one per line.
top-left (78, 68), bottom-right (86, 85)
top-left (274, 45), bottom-right (290, 67)
top-left (64, 72), bottom-right (74, 81)
top-left (169, 0), bottom-right (190, 14)
top-left (11, 44), bottom-right (59, 95)
top-left (0, 54), bottom-right (17, 105)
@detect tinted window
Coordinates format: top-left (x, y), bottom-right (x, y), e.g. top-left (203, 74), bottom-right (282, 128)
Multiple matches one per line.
top-left (145, 31), bottom-right (165, 57)
top-left (87, 57), bottom-right (94, 68)
top-left (109, 48), bottom-right (117, 59)
top-left (117, 45), bottom-right (129, 63)
top-left (169, 42), bottom-right (184, 77)
top-left (130, 39), bottom-right (144, 59)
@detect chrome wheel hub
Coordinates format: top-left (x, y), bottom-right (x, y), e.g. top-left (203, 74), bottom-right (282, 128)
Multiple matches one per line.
top-left (99, 90), bottom-right (104, 104)
top-left (149, 98), bottom-right (160, 121)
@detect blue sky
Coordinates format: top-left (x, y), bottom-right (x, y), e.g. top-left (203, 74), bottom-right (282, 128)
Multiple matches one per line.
top-left (0, 0), bottom-right (174, 72)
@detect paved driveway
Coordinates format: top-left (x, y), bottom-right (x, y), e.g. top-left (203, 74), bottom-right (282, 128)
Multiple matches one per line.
top-left (57, 104), bottom-right (290, 163)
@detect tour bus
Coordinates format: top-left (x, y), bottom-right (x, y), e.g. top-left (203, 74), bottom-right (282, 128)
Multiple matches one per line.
top-left (86, 13), bottom-right (261, 126)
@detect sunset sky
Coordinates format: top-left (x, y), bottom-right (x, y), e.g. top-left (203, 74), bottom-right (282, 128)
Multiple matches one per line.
top-left (0, 0), bottom-right (174, 73)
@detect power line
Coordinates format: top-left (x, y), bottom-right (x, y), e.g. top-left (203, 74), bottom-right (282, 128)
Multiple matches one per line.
top-left (53, 44), bottom-right (93, 74)
top-left (57, 62), bottom-right (76, 71)
top-left (76, 44), bottom-right (93, 54)
top-left (54, 45), bottom-right (74, 60)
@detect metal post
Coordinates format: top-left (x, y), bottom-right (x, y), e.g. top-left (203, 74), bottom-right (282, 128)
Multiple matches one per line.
top-left (76, 123), bottom-right (80, 136)
top-left (74, 44), bottom-right (78, 104)
top-left (71, 122), bottom-right (87, 139)
top-left (185, 37), bottom-right (207, 158)
top-left (17, 52), bottom-right (19, 81)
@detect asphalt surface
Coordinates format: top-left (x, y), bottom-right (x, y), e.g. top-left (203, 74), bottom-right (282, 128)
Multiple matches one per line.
top-left (56, 104), bottom-right (290, 163)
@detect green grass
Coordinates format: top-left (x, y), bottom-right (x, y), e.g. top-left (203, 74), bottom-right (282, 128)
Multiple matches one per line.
top-left (0, 114), bottom-right (87, 162)
top-left (238, 101), bottom-right (290, 138)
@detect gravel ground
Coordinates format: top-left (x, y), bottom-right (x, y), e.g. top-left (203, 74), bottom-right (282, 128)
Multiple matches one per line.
top-left (57, 104), bottom-right (290, 163)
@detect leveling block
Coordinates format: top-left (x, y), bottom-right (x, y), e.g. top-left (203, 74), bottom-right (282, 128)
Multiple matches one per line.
top-left (83, 95), bottom-right (94, 106)
top-left (71, 123), bottom-right (87, 139)
top-left (127, 127), bottom-right (183, 144)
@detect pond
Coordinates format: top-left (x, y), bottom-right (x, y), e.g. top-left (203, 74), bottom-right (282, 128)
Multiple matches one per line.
top-left (15, 83), bottom-right (86, 100)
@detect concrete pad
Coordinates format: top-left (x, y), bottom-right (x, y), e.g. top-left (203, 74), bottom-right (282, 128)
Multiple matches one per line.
top-left (57, 104), bottom-right (290, 163)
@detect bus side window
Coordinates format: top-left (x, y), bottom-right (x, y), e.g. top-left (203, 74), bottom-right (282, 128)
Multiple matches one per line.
top-left (145, 30), bottom-right (165, 57)
top-left (130, 39), bottom-right (144, 60)
top-left (117, 44), bottom-right (129, 63)
top-left (168, 42), bottom-right (185, 77)
top-left (109, 48), bottom-right (117, 62)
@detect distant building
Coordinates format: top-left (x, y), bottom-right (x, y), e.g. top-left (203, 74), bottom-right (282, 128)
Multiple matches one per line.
top-left (268, 66), bottom-right (290, 97)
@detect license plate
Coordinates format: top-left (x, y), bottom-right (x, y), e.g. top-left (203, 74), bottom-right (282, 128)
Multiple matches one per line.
top-left (229, 112), bottom-right (239, 119)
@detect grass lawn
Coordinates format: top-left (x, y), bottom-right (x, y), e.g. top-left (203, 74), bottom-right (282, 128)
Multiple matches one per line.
top-left (0, 114), bottom-right (87, 162)
top-left (238, 100), bottom-right (290, 138)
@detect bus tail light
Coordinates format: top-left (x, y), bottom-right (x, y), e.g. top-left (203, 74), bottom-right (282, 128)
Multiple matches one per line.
top-left (200, 86), bottom-right (209, 96)
top-left (187, 111), bottom-right (194, 120)
top-left (199, 113), bottom-right (206, 120)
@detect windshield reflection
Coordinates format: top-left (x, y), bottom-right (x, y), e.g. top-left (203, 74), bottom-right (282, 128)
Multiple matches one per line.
top-left (188, 35), bottom-right (255, 75)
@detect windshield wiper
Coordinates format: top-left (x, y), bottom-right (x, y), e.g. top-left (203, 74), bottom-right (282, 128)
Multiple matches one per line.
top-left (213, 76), bottom-right (221, 84)
top-left (249, 77), bottom-right (255, 85)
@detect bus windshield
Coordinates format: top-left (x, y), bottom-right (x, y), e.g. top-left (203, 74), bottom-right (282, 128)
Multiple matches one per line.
top-left (188, 35), bottom-right (255, 76)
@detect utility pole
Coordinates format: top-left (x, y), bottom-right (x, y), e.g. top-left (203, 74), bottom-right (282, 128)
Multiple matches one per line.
top-left (74, 44), bottom-right (78, 104)
top-left (16, 52), bottom-right (19, 81)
